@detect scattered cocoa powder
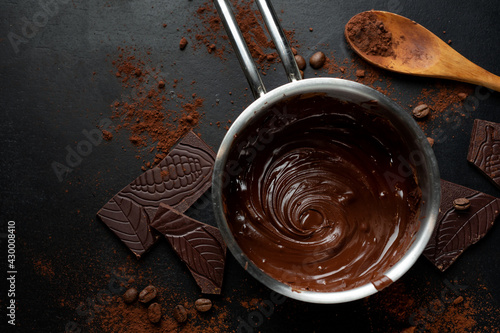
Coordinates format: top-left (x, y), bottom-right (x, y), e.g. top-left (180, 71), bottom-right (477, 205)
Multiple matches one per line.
top-left (102, 130), bottom-right (113, 141)
top-left (92, 293), bottom-right (231, 333)
top-left (188, 0), bottom-right (299, 71)
top-left (426, 299), bottom-right (478, 333)
top-left (355, 69), bottom-right (365, 78)
top-left (410, 83), bottom-right (474, 136)
top-left (33, 259), bottom-right (55, 279)
top-left (427, 137), bottom-right (435, 147)
top-left (323, 53), bottom-right (394, 95)
top-left (179, 37), bottom-right (188, 50)
top-left (321, 49), bottom-right (475, 142)
top-left (364, 279), bottom-right (500, 333)
top-left (108, 47), bottom-right (203, 168)
top-left (458, 92), bottom-right (468, 101)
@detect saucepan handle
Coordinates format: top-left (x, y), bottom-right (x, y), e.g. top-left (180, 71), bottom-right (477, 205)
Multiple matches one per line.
top-left (255, 0), bottom-right (302, 83)
top-left (214, 0), bottom-right (302, 100)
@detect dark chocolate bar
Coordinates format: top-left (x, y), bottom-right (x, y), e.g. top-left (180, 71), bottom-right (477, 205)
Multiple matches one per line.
top-left (424, 179), bottom-right (500, 271)
top-left (467, 119), bottom-right (500, 188)
top-left (97, 131), bottom-right (216, 258)
top-left (151, 203), bottom-right (227, 294)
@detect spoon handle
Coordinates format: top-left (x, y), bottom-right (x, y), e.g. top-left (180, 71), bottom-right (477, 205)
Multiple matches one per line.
top-left (457, 66), bottom-right (500, 93)
top-left (436, 44), bottom-right (500, 92)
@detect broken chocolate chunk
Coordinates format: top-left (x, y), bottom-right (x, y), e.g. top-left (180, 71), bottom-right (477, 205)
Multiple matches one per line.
top-left (151, 204), bottom-right (227, 294)
top-left (467, 119), bottom-right (500, 188)
top-left (97, 131), bottom-right (216, 258)
top-left (423, 179), bottom-right (500, 272)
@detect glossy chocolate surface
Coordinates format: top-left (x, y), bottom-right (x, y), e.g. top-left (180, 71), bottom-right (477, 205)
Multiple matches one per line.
top-left (223, 94), bottom-right (421, 292)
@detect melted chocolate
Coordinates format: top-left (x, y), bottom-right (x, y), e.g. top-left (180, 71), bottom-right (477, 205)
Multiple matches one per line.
top-left (223, 94), bottom-right (421, 292)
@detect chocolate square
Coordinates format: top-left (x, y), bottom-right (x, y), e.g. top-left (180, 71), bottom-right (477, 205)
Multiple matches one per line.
top-left (423, 179), bottom-right (500, 271)
top-left (467, 119), bottom-right (500, 188)
top-left (97, 131), bottom-right (216, 258)
top-left (151, 203), bottom-right (227, 294)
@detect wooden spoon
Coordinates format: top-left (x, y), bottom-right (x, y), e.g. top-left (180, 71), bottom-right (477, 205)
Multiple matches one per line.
top-left (345, 10), bottom-right (500, 92)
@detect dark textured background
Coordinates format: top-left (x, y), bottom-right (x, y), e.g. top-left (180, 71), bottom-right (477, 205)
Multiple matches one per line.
top-left (1, 0), bottom-right (499, 332)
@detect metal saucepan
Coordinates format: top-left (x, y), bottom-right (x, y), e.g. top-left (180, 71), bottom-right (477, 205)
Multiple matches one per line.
top-left (212, 0), bottom-right (440, 304)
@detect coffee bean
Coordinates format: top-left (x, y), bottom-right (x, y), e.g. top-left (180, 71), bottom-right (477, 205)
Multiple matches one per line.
top-left (412, 104), bottom-right (430, 119)
top-left (194, 298), bottom-right (212, 312)
top-left (294, 55), bottom-right (306, 70)
top-left (148, 303), bottom-right (162, 323)
top-left (138, 285), bottom-right (157, 303)
top-left (453, 296), bottom-right (464, 305)
top-left (453, 198), bottom-right (470, 210)
top-left (299, 70), bottom-right (304, 79)
top-left (173, 304), bottom-right (188, 323)
top-left (309, 51), bottom-right (326, 69)
top-left (122, 288), bottom-right (138, 304)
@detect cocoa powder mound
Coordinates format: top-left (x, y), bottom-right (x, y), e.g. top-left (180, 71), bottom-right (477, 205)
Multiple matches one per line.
top-left (108, 47), bottom-right (203, 168)
top-left (345, 11), bottom-right (394, 57)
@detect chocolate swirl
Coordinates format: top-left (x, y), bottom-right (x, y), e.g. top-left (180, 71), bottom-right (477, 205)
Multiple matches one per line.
top-left (224, 95), bottom-right (421, 292)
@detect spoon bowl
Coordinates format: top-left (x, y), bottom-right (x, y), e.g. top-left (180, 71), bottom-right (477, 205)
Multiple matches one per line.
top-left (345, 10), bottom-right (500, 92)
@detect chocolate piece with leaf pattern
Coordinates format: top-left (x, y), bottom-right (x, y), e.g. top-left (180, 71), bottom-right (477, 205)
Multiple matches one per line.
top-left (424, 179), bottom-right (500, 271)
top-left (151, 203), bottom-right (227, 294)
top-left (97, 131), bottom-right (216, 258)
